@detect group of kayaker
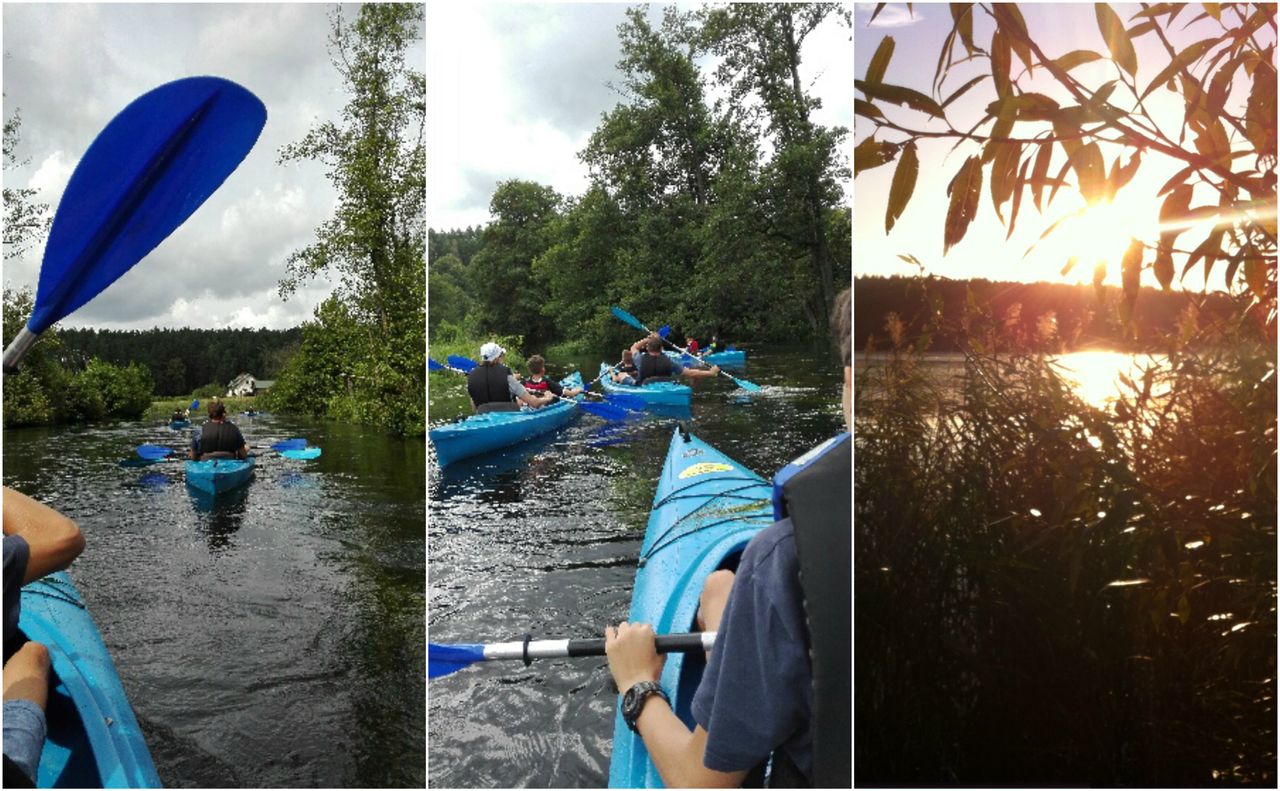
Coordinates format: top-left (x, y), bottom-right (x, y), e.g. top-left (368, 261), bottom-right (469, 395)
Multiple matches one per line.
top-left (603, 288), bottom-right (852, 787)
top-left (3, 488), bottom-right (86, 787)
top-left (466, 342), bottom-right (584, 414)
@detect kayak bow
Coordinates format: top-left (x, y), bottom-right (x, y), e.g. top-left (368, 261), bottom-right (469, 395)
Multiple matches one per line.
top-left (429, 372), bottom-right (584, 467)
top-left (607, 426), bottom-right (774, 788)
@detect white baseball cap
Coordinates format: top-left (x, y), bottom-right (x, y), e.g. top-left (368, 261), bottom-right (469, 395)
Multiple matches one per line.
top-left (480, 342), bottom-right (506, 362)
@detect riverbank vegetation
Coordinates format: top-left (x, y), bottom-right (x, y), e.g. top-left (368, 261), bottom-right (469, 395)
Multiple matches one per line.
top-left (854, 3), bottom-right (1275, 785)
top-left (264, 4), bottom-right (425, 437)
top-left (429, 4), bottom-right (851, 354)
top-left (2, 290), bottom-right (153, 427)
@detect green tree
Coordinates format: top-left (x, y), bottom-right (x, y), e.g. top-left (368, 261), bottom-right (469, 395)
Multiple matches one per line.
top-left (696, 3), bottom-right (852, 331)
top-left (273, 3), bottom-right (425, 435)
top-left (468, 179), bottom-right (562, 346)
top-left (427, 252), bottom-right (473, 333)
top-left (3, 109), bottom-right (49, 262)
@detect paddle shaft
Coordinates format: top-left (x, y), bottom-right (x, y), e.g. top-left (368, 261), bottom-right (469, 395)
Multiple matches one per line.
top-left (480, 631), bottom-right (714, 662)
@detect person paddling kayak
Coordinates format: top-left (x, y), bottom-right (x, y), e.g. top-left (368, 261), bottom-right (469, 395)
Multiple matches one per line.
top-left (629, 334), bottom-right (719, 385)
top-left (189, 402), bottom-right (248, 460)
top-left (3, 489), bottom-right (86, 787)
top-left (605, 287), bottom-right (852, 787)
top-left (520, 355), bottom-right (583, 400)
top-left (467, 342), bottom-right (554, 414)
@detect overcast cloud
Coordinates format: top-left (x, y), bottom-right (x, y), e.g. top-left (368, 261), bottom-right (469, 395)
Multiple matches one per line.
top-left (427, 2), bottom-right (854, 232)
top-left (3, 3), bottom-right (425, 330)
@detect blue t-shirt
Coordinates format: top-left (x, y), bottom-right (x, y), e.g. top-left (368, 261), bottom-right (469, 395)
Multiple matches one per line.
top-left (4, 534), bottom-right (31, 646)
top-left (690, 518), bottom-right (813, 779)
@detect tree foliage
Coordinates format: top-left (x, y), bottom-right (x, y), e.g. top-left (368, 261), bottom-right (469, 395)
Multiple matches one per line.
top-left (855, 2), bottom-right (1276, 331)
top-left (433, 3), bottom-right (850, 353)
top-left (273, 3), bottom-right (425, 436)
top-left (2, 109), bottom-right (50, 262)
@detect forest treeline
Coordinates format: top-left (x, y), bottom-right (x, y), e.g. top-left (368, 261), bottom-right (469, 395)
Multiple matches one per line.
top-left (855, 276), bottom-right (1239, 352)
top-left (57, 326), bottom-right (300, 395)
top-left (429, 5), bottom-right (851, 355)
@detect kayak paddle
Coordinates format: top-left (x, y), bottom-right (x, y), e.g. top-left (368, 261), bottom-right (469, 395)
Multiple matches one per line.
top-left (438, 355), bottom-right (634, 422)
top-left (136, 439), bottom-right (308, 460)
top-left (191, 399), bottom-right (200, 411)
top-left (610, 307), bottom-right (761, 392)
top-left (429, 631), bottom-right (717, 679)
top-left (2, 77), bottom-right (267, 372)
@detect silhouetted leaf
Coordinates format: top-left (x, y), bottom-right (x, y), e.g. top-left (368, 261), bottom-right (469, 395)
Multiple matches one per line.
top-left (1121, 238), bottom-right (1143, 302)
top-left (1031, 139), bottom-right (1053, 209)
top-left (867, 36), bottom-right (896, 84)
top-left (951, 4), bottom-right (975, 56)
top-left (992, 28), bottom-right (1012, 97)
top-left (1154, 245), bottom-right (1174, 289)
top-left (941, 75), bottom-right (988, 109)
top-left (1244, 246), bottom-right (1267, 300)
top-left (855, 137), bottom-right (898, 173)
top-left (869, 3), bottom-right (887, 25)
top-left (1110, 150), bottom-right (1142, 195)
top-left (990, 140), bottom-right (1022, 222)
top-left (1054, 50), bottom-right (1104, 72)
top-left (1245, 63), bottom-right (1277, 156)
top-left (855, 80), bottom-right (946, 118)
top-left (1096, 3), bottom-right (1138, 78)
top-left (1140, 38), bottom-right (1215, 100)
top-left (1073, 142), bottom-right (1107, 203)
top-left (944, 156), bottom-right (983, 254)
top-left (855, 99), bottom-right (885, 121)
top-left (1007, 154), bottom-right (1031, 240)
top-left (994, 4), bottom-right (1035, 76)
top-left (886, 141), bottom-right (919, 233)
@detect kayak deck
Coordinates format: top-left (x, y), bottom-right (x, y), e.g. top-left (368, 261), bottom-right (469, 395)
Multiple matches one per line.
top-left (664, 349), bottom-right (746, 368)
top-left (598, 363), bottom-right (692, 407)
top-left (17, 572), bottom-right (161, 788)
top-left (429, 372), bottom-right (584, 467)
top-left (607, 426), bottom-right (774, 788)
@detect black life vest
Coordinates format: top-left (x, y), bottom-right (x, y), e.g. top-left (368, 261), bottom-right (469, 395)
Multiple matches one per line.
top-left (467, 363), bottom-right (513, 407)
top-left (3, 755), bottom-right (36, 788)
top-left (198, 421), bottom-right (243, 457)
top-left (772, 432), bottom-right (852, 788)
top-left (635, 352), bottom-right (673, 384)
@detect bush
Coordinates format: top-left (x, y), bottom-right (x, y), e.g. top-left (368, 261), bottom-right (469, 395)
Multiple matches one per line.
top-left (855, 306), bottom-right (1276, 785)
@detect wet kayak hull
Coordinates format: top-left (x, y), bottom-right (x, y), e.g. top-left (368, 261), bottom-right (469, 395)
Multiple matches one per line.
top-left (607, 427), bottom-right (773, 788)
top-left (429, 372), bottom-right (583, 467)
top-left (17, 571), bottom-right (162, 788)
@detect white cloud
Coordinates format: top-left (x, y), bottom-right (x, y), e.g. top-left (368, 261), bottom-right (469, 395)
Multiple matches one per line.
top-left (856, 3), bottom-right (925, 28)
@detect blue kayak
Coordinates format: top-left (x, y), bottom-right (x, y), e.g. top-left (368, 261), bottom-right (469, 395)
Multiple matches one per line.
top-left (607, 426), bottom-right (774, 788)
top-left (17, 571), bottom-right (161, 788)
top-left (184, 456), bottom-right (255, 495)
top-left (664, 349), bottom-right (746, 368)
top-left (598, 363), bottom-right (692, 408)
top-left (429, 372), bottom-right (583, 467)
top-left (168, 419), bottom-right (189, 430)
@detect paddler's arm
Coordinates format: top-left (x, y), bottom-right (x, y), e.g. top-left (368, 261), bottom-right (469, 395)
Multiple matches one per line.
top-left (606, 622), bottom-right (749, 788)
top-left (2, 487), bottom-right (85, 584)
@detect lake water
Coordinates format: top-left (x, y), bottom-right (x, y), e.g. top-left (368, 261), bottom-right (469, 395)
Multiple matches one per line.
top-left (855, 349), bottom-right (1168, 409)
top-left (2, 414), bottom-right (425, 787)
top-left (427, 345), bottom-right (845, 787)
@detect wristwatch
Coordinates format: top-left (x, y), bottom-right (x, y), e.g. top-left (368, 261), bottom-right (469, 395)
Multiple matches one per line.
top-left (621, 680), bottom-right (669, 733)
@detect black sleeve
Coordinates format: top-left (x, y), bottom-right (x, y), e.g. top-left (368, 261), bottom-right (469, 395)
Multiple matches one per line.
top-left (547, 379), bottom-right (565, 398)
top-left (232, 424), bottom-right (246, 448)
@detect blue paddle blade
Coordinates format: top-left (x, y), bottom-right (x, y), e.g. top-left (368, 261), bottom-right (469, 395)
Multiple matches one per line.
top-left (610, 306), bottom-right (647, 332)
top-left (429, 643), bottom-right (487, 679)
top-left (136, 444), bottom-right (177, 460)
top-left (732, 376), bottom-right (763, 392)
top-left (579, 400), bottom-right (631, 422)
top-left (271, 439), bottom-right (308, 451)
top-left (191, 399), bottom-right (199, 410)
top-left (28, 77), bottom-right (266, 334)
top-left (428, 358), bottom-right (446, 371)
top-left (658, 324), bottom-right (670, 338)
top-left (280, 448), bottom-right (321, 460)
top-left (602, 393), bottom-right (646, 411)
top-left (446, 355), bottom-right (478, 373)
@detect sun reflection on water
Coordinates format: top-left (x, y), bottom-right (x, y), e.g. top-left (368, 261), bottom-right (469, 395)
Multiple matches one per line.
top-left (1052, 350), bottom-right (1166, 409)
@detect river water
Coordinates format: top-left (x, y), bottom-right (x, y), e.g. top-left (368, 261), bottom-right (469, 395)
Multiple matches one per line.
top-left (427, 345), bottom-right (845, 787)
top-left (2, 414), bottom-right (425, 787)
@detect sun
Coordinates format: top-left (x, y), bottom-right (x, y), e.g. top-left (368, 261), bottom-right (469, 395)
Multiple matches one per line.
top-left (1051, 192), bottom-right (1155, 284)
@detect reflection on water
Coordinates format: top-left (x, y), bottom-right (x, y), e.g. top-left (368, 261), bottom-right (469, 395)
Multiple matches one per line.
top-left (856, 350), bottom-right (1168, 410)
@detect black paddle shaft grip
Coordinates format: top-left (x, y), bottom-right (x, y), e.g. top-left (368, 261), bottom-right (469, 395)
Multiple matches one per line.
top-left (565, 632), bottom-right (713, 657)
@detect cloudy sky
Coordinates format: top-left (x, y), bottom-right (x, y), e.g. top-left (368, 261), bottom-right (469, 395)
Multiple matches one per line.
top-left (428, 2), bottom-right (855, 231)
top-left (3, 3), bottom-right (424, 330)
